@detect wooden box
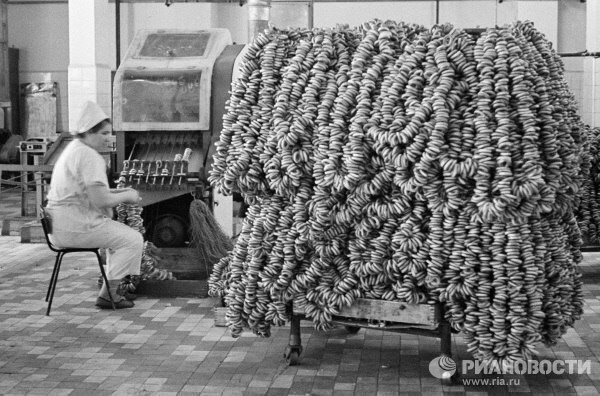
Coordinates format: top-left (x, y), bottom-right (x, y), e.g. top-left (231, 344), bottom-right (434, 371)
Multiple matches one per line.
top-left (294, 298), bottom-right (438, 329)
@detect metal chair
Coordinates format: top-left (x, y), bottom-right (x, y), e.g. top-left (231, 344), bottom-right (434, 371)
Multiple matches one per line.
top-left (40, 206), bottom-right (115, 315)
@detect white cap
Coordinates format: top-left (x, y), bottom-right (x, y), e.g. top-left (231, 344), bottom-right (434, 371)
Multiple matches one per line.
top-left (73, 101), bottom-right (109, 135)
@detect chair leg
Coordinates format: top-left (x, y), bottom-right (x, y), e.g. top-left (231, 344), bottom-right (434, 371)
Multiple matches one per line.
top-left (95, 251), bottom-right (115, 311)
top-left (46, 251), bottom-right (64, 316)
top-left (46, 253), bottom-right (61, 302)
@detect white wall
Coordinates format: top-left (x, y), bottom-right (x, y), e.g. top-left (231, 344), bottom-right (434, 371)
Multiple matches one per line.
top-left (313, 1), bottom-right (435, 28)
top-left (558, 0), bottom-right (586, 53)
top-left (582, 0), bottom-right (600, 127)
top-left (212, 3), bottom-right (248, 45)
top-left (8, 3), bottom-right (69, 134)
top-left (312, 1), bottom-right (537, 31)
top-left (559, 0), bottom-right (587, 120)
top-left (438, 1), bottom-right (497, 28)
top-left (4, 0), bottom-right (593, 133)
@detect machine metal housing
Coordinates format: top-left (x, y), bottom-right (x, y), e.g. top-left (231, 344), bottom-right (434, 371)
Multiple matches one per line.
top-left (112, 29), bottom-right (243, 247)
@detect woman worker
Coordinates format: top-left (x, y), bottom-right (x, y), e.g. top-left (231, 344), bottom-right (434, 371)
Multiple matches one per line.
top-left (45, 101), bottom-right (143, 309)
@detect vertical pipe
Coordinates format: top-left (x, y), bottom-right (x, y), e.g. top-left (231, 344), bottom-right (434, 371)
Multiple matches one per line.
top-left (435, 0), bottom-right (440, 24)
top-left (247, 0), bottom-right (271, 42)
top-left (439, 320), bottom-right (452, 357)
top-left (308, 0), bottom-right (314, 30)
top-left (593, 58), bottom-right (597, 127)
top-left (116, 0), bottom-right (121, 67)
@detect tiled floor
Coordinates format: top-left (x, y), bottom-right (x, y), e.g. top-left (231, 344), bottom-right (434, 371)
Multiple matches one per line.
top-left (1, 190), bottom-right (600, 395)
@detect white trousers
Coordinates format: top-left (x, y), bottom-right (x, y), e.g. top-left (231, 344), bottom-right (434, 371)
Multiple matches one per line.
top-left (49, 219), bottom-right (143, 280)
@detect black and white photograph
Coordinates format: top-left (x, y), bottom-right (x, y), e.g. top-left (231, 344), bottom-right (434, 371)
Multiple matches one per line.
top-left (0, 0), bottom-right (599, 394)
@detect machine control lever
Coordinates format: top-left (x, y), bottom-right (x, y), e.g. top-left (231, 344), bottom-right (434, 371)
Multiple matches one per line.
top-left (161, 161), bottom-right (170, 186)
top-left (129, 159), bottom-right (139, 183)
top-left (152, 160), bottom-right (162, 185)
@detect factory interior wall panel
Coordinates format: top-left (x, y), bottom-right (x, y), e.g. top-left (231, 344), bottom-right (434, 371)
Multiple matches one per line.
top-left (312, 0), bottom-right (557, 34)
top-left (67, 0), bottom-right (112, 132)
top-left (515, 1), bottom-right (558, 46)
top-left (67, 65), bottom-right (112, 128)
top-left (313, 1), bottom-right (435, 28)
top-left (582, 57), bottom-right (597, 127)
top-left (558, 0), bottom-right (586, 53)
top-left (213, 3), bottom-right (248, 45)
top-left (493, 0), bottom-right (559, 46)
top-left (7, 2), bottom-right (69, 134)
top-left (596, 63), bottom-right (600, 128)
top-left (93, 4), bottom-right (115, 72)
top-left (495, 0), bottom-right (517, 28)
top-left (6, 3), bottom-right (68, 77)
top-left (563, 57), bottom-right (585, 119)
top-left (128, 3), bottom-right (214, 36)
top-left (68, 0), bottom-right (112, 67)
top-left (437, 0), bottom-right (497, 29)
top-left (586, 0), bottom-right (599, 55)
top-left (557, 0), bottom-right (587, 122)
top-left (583, 57), bottom-right (600, 128)
top-left (582, 0), bottom-right (600, 128)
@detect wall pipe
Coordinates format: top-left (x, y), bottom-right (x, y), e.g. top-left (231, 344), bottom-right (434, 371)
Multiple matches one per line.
top-left (247, 0), bottom-right (270, 42)
top-left (558, 51), bottom-right (600, 58)
top-left (116, 0), bottom-right (121, 67)
top-left (308, 0), bottom-right (314, 30)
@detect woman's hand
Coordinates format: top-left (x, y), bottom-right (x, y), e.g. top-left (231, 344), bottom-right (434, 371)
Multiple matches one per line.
top-left (110, 188), bottom-right (142, 204)
top-left (110, 187), bottom-right (133, 193)
top-left (88, 185), bottom-right (142, 208)
top-left (122, 189), bottom-right (142, 204)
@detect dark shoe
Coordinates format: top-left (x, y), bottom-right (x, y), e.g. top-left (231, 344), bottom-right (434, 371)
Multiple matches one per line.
top-left (123, 292), bottom-right (137, 301)
top-left (117, 279), bottom-right (137, 301)
top-left (95, 296), bottom-right (134, 309)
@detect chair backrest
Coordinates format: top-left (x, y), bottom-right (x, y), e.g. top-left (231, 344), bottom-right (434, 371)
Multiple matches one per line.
top-left (39, 206), bottom-right (58, 252)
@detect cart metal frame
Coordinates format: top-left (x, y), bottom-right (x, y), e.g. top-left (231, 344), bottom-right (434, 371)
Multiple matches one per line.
top-left (285, 299), bottom-right (460, 384)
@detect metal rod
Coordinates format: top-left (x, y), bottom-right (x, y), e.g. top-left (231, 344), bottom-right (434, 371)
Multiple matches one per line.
top-left (435, 0), bottom-right (439, 24)
top-left (439, 320), bottom-right (452, 356)
top-left (127, 141), bottom-right (138, 162)
top-left (558, 51), bottom-right (600, 58)
top-left (248, 0), bottom-right (271, 42)
top-left (8, 1), bottom-right (67, 4)
top-left (116, 0), bottom-right (121, 67)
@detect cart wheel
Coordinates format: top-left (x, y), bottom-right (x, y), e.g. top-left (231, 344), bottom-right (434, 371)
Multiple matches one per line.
top-left (284, 345), bottom-right (303, 366)
top-left (151, 214), bottom-right (187, 247)
top-left (452, 371), bottom-right (461, 384)
top-left (441, 370), bottom-right (461, 386)
top-left (345, 325), bottom-right (360, 334)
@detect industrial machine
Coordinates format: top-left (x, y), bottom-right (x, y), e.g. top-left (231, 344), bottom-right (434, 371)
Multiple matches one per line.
top-left (112, 29), bottom-right (244, 247)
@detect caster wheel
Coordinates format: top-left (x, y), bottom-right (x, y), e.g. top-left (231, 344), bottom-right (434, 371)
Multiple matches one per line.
top-left (441, 371), bottom-right (461, 386)
top-left (151, 214), bottom-right (187, 247)
top-left (450, 371), bottom-right (461, 385)
top-left (284, 345), bottom-right (303, 366)
top-left (345, 325), bottom-right (360, 334)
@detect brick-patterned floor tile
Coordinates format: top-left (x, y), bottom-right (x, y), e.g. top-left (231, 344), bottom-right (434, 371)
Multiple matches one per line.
top-left (1, 189), bottom-right (600, 395)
